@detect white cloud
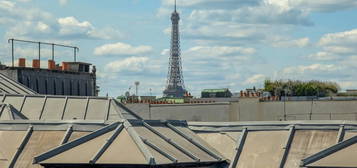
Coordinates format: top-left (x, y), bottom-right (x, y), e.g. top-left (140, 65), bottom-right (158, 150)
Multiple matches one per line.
top-left (160, 49), bottom-right (170, 56)
top-left (307, 52), bottom-right (338, 61)
top-left (36, 21), bottom-right (51, 33)
top-left (58, 16), bottom-right (93, 36)
top-left (105, 57), bottom-right (149, 72)
top-left (283, 64), bottom-right (339, 74)
top-left (243, 74), bottom-right (266, 85)
top-left (318, 29), bottom-right (357, 46)
top-left (272, 37), bottom-right (310, 48)
top-left (0, 1), bottom-right (15, 9)
top-left (186, 46), bottom-right (256, 57)
top-left (94, 42), bottom-right (153, 56)
top-left (308, 29), bottom-right (357, 61)
top-left (59, 0), bottom-right (69, 6)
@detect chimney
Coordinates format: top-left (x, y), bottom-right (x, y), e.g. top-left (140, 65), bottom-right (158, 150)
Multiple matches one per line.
top-left (32, 59), bottom-right (40, 68)
top-left (48, 60), bottom-right (55, 70)
top-left (62, 62), bottom-right (68, 71)
top-left (18, 58), bottom-right (26, 67)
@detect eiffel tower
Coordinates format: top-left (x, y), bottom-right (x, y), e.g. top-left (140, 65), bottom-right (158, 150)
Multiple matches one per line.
top-left (163, 0), bottom-right (187, 98)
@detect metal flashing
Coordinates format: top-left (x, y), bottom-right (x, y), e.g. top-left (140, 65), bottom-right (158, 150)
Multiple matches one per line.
top-left (104, 98), bottom-right (111, 120)
top-left (83, 97), bottom-right (90, 120)
top-left (166, 122), bottom-right (222, 161)
top-left (142, 121), bottom-right (200, 162)
top-left (124, 121), bottom-right (156, 165)
top-left (61, 125), bottom-right (73, 144)
top-left (228, 128), bottom-right (247, 168)
top-left (141, 136), bottom-right (178, 163)
top-left (337, 125), bottom-right (345, 143)
top-left (18, 95), bottom-right (26, 112)
top-left (60, 96), bottom-right (69, 120)
top-left (90, 123), bottom-right (124, 164)
top-left (279, 125), bottom-right (295, 168)
top-left (33, 122), bottom-right (119, 164)
top-left (38, 96), bottom-right (47, 120)
top-left (301, 135), bottom-right (357, 167)
top-left (9, 125), bottom-right (33, 168)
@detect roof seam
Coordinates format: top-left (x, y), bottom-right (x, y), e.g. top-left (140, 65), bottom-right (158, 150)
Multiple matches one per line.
top-left (90, 123), bottom-right (124, 164)
top-left (9, 125), bottom-right (33, 168)
top-left (229, 127), bottom-right (248, 168)
top-left (142, 121), bottom-right (200, 162)
top-left (33, 122), bottom-right (120, 164)
top-left (141, 136), bottom-right (178, 163)
top-left (166, 122), bottom-right (223, 161)
top-left (124, 121), bottom-right (155, 165)
top-left (301, 134), bottom-right (357, 166)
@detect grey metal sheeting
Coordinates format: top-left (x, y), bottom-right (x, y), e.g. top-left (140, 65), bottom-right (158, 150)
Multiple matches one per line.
top-left (0, 73), bottom-right (36, 95)
top-left (188, 120), bottom-right (357, 168)
top-left (34, 120), bottom-right (226, 167)
top-left (0, 94), bottom-right (141, 121)
top-left (302, 135), bottom-right (357, 168)
top-left (0, 121), bottom-right (109, 168)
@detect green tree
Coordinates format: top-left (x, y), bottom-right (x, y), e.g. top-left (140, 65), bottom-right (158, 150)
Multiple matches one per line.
top-left (263, 80), bottom-right (340, 97)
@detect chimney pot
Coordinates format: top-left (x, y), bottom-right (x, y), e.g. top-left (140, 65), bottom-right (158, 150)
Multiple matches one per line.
top-left (32, 59), bottom-right (40, 68)
top-left (48, 60), bottom-right (55, 70)
top-left (18, 58), bottom-right (26, 67)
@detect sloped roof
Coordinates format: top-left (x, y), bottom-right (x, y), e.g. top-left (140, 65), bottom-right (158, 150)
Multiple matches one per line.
top-left (0, 73), bottom-right (36, 95)
top-left (302, 134), bottom-right (357, 168)
top-left (188, 121), bottom-right (357, 168)
top-left (0, 94), bottom-right (141, 120)
top-left (0, 103), bottom-right (28, 120)
top-left (35, 120), bottom-right (226, 167)
top-left (0, 120), bottom-right (108, 168)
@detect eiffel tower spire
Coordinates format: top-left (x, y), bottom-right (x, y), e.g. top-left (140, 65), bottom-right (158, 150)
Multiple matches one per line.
top-left (163, 0), bottom-right (187, 98)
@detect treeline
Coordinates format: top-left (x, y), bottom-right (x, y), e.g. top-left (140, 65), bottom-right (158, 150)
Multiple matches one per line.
top-left (264, 80), bottom-right (340, 97)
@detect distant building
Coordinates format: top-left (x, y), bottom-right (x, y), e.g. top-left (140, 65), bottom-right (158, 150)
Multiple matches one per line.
top-left (201, 88), bottom-right (232, 98)
top-left (0, 59), bottom-right (98, 96)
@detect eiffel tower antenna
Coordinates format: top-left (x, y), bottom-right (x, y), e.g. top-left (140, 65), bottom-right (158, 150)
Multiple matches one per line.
top-left (174, 0), bottom-right (177, 12)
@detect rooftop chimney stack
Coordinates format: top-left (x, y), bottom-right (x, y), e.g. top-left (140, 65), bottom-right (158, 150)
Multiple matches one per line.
top-left (32, 59), bottom-right (40, 68)
top-left (18, 58), bottom-right (26, 67)
top-left (48, 60), bottom-right (55, 70)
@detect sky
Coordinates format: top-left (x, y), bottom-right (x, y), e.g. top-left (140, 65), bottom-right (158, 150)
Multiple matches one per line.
top-left (1, 0), bottom-right (357, 97)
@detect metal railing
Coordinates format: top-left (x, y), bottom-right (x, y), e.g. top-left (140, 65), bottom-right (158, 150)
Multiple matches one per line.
top-left (8, 38), bottom-right (79, 67)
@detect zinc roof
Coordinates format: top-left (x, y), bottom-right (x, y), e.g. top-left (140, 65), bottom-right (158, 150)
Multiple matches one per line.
top-left (0, 121), bottom-right (107, 168)
top-left (302, 134), bottom-right (357, 168)
top-left (35, 120), bottom-right (225, 167)
top-left (0, 94), bottom-right (140, 121)
top-left (0, 73), bottom-right (36, 95)
top-left (188, 120), bottom-right (357, 168)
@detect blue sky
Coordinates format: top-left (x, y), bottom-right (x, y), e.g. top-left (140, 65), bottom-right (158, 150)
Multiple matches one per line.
top-left (1, 0), bottom-right (357, 97)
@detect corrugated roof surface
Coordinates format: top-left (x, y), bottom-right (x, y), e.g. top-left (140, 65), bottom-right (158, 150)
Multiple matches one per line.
top-left (188, 121), bottom-right (357, 168)
top-left (0, 94), bottom-right (140, 120)
top-left (0, 73), bottom-right (36, 95)
top-left (35, 120), bottom-right (226, 167)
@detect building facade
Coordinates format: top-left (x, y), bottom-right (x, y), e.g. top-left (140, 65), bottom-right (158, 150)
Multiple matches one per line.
top-left (0, 62), bottom-right (97, 96)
